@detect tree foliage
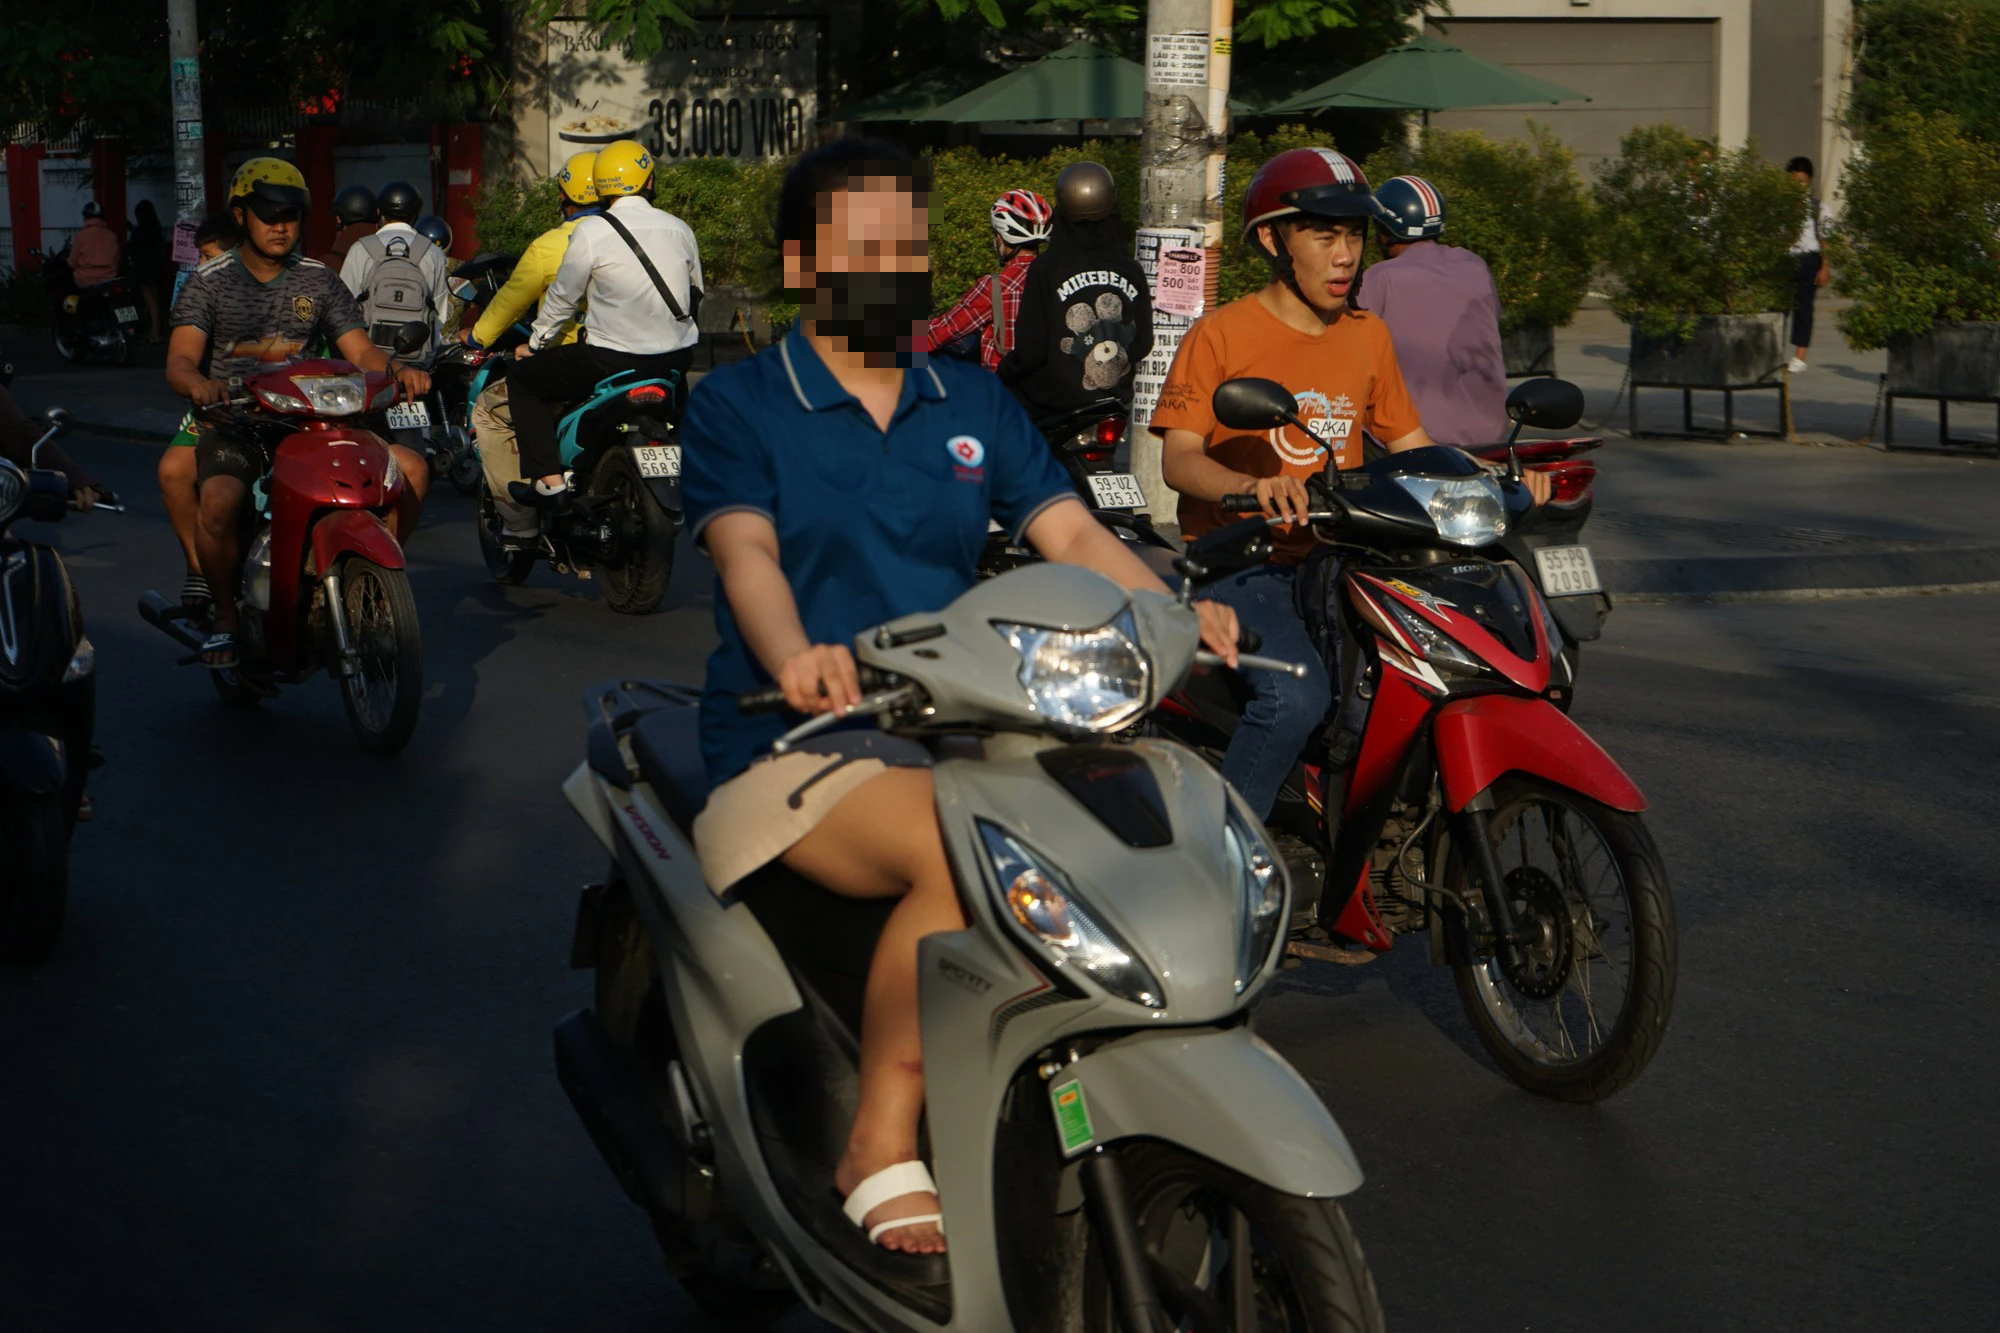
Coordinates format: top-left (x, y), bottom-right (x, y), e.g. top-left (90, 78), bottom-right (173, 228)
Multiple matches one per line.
top-left (1850, 0), bottom-right (2000, 143)
top-left (1830, 112), bottom-right (2000, 348)
top-left (1593, 124), bottom-right (1804, 339)
top-left (1366, 125), bottom-right (1595, 330)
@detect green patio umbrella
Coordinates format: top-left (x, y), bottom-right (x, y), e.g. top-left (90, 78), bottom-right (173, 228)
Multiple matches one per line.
top-left (921, 41), bottom-right (1250, 124)
top-left (1262, 35), bottom-right (1589, 118)
top-left (833, 68), bottom-right (990, 122)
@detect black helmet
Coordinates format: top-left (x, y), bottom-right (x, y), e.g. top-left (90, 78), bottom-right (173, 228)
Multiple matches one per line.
top-left (414, 214), bottom-right (453, 251)
top-left (332, 185), bottom-right (377, 227)
top-left (1054, 161), bottom-right (1117, 223)
top-left (1373, 175), bottom-right (1445, 244)
top-left (377, 181), bottom-right (423, 223)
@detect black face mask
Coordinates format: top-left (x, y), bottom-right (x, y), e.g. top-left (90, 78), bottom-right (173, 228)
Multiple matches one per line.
top-left (810, 269), bottom-right (932, 365)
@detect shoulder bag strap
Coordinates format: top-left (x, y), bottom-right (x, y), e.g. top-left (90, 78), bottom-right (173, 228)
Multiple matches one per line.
top-left (598, 210), bottom-right (695, 323)
top-left (992, 266), bottom-right (1011, 357)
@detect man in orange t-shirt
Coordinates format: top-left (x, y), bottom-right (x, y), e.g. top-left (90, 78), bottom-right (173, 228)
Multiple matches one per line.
top-left (1152, 147), bottom-right (1546, 817)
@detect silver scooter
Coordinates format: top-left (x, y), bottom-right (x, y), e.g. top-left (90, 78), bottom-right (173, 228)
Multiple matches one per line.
top-left (554, 561), bottom-right (1385, 1331)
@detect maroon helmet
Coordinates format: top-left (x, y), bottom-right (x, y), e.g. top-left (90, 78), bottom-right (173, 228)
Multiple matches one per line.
top-left (1242, 148), bottom-right (1377, 258)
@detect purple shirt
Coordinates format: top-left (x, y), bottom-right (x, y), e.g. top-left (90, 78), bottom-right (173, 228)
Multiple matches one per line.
top-left (1354, 241), bottom-right (1509, 447)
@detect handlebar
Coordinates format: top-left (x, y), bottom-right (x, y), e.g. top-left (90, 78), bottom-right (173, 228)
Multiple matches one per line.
top-left (1220, 493), bottom-right (1263, 514)
top-left (738, 665), bottom-right (901, 715)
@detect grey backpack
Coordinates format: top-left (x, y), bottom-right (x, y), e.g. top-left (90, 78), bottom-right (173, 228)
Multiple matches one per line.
top-left (358, 232), bottom-right (434, 357)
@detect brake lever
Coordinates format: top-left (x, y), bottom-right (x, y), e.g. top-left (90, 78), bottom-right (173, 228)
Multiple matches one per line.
top-left (1195, 651), bottom-right (1309, 679)
top-left (769, 684), bottom-right (923, 755)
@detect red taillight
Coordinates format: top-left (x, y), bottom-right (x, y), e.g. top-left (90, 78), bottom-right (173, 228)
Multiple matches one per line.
top-left (1094, 416), bottom-right (1127, 447)
top-left (1536, 458), bottom-right (1597, 506)
top-left (1081, 450), bottom-right (1112, 463)
top-left (626, 383), bottom-right (670, 404)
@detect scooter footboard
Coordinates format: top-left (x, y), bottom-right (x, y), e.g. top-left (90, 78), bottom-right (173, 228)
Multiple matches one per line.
top-left (1433, 693), bottom-right (1646, 813)
top-left (1062, 1026), bottom-right (1363, 1198)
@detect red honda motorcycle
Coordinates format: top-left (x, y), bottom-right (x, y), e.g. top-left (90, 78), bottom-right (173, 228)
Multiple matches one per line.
top-left (140, 356), bottom-right (425, 754)
top-left (1157, 378), bottom-right (1676, 1103)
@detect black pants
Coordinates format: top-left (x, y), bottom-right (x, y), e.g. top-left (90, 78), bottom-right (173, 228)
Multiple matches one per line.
top-left (1791, 251), bottom-right (1823, 350)
top-left (509, 343), bottom-right (693, 480)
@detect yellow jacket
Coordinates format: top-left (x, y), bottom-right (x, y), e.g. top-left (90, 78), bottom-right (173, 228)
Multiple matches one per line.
top-left (471, 215), bottom-right (588, 348)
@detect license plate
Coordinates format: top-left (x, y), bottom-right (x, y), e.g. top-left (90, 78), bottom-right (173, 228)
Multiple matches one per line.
top-left (114, 305), bottom-right (139, 324)
top-left (1087, 473), bottom-right (1146, 510)
top-left (385, 401), bottom-right (431, 431)
top-left (631, 444), bottom-right (681, 478)
top-left (1535, 544), bottom-right (1602, 597)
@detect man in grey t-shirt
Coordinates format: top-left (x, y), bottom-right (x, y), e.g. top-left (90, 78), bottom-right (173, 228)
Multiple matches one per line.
top-left (1354, 175), bottom-right (1510, 448)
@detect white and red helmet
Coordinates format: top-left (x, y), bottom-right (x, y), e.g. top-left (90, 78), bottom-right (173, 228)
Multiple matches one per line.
top-left (1242, 148), bottom-right (1377, 257)
top-left (990, 189), bottom-right (1054, 247)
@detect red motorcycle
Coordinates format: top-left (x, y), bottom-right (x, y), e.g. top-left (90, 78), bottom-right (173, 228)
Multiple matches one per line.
top-left (140, 355), bottom-right (425, 754)
top-left (1156, 378), bottom-right (1676, 1103)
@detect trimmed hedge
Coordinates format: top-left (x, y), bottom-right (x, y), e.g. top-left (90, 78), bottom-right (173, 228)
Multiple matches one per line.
top-left (1365, 125), bottom-right (1595, 331)
top-left (1851, 0), bottom-right (2000, 143)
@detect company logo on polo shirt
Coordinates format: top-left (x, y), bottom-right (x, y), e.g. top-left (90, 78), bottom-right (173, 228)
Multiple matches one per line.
top-left (946, 435), bottom-right (986, 480)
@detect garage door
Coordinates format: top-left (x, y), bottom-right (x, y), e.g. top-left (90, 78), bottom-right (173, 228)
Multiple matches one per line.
top-left (1424, 19), bottom-right (1717, 177)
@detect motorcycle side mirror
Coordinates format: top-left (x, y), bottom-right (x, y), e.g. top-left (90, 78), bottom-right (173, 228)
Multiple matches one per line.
top-left (1213, 378), bottom-right (1310, 435)
top-left (41, 406), bottom-right (72, 438)
top-left (1505, 378), bottom-right (1585, 432)
top-left (391, 322), bottom-right (431, 356)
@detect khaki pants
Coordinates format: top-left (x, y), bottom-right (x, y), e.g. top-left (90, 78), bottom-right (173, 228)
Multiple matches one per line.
top-left (472, 380), bottom-right (537, 535)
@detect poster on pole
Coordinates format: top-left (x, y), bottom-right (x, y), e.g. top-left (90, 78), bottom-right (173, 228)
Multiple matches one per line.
top-left (545, 19), bottom-right (818, 168)
top-left (1129, 225), bottom-right (1205, 438)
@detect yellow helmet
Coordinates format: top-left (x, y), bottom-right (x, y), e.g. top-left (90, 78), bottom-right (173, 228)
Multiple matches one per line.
top-left (558, 151), bottom-right (600, 205)
top-left (594, 140), bottom-right (655, 198)
top-left (228, 156), bottom-right (310, 215)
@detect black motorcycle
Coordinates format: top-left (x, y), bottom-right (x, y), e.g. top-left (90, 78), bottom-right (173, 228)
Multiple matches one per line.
top-left (0, 406), bottom-right (100, 963)
top-left (33, 247), bottom-right (144, 366)
top-left (384, 339), bottom-right (484, 496)
top-left (981, 397), bottom-right (1172, 574)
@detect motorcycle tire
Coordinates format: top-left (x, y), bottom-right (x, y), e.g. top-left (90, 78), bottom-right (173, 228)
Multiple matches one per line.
top-left (446, 434), bottom-right (482, 496)
top-left (0, 794), bottom-right (70, 964)
top-left (589, 446), bottom-right (675, 616)
top-left (114, 330), bottom-right (134, 367)
top-left (1449, 775), bottom-right (1677, 1104)
top-left (336, 556), bottom-right (424, 755)
top-left (53, 324), bottom-right (83, 363)
top-left (1084, 1141), bottom-right (1384, 1333)
top-left (476, 479), bottom-right (536, 586)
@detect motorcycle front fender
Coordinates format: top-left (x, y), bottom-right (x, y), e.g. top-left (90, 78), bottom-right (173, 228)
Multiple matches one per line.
top-left (310, 508), bottom-right (405, 576)
top-left (1060, 1025), bottom-right (1364, 1198)
top-left (1434, 693), bottom-right (1646, 814)
top-left (0, 729), bottom-right (67, 796)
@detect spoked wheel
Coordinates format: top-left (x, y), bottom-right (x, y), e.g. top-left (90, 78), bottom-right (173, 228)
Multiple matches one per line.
top-left (588, 446), bottom-right (676, 616)
top-left (476, 479), bottom-right (537, 585)
top-left (446, 424), bottom-right (482, 495)
top-left (336, 556), bottom-right (423, 755)
top-left (1085, 1142), bottom-right (1384, 1333)
top-left (1451, 776), bottom-right (1677, 1102)
top-left (0, 795), bottom-right (70, 963)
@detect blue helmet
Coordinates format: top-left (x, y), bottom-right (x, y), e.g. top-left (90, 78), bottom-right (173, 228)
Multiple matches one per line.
top-left (414, 214), bottom-right (453, 252)
top-left (1374, 175), bottom-right (1445, 243)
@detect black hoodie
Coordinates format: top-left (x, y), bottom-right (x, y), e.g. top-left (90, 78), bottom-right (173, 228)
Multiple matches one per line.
top-left (998, 216), bottom-right (1154, 425)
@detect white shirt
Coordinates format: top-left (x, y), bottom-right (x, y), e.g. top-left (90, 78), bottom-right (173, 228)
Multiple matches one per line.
top-left (533, 195), bottom-right (703, 354)
top-left (1793, 198), bottom-right (1834, 255)
top-left (338, 221), bottom-right (453, 327)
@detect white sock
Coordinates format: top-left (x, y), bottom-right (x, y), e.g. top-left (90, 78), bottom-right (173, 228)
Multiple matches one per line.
top-left (533, 477), bottom-right (569, 496)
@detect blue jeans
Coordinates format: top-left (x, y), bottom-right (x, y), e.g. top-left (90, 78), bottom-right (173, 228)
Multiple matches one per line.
top-left (1207, 564), bottom-right (1333, 819)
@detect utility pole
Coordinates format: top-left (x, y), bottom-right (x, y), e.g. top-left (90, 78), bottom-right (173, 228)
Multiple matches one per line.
top-left (168, 0), bottom-right (206, 269)
top-left (1129, 0), bottom-right (1233, 518)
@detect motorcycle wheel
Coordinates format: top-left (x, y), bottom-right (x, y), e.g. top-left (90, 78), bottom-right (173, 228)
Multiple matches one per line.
top-left (476, 479), bottom-right (536, 585)
top-left (113, 328), bottom-right (134, 366)
top-left (1450, 775), bottom-right (1677, 1103)
top-left (1084, 1141), bottom-right (1384, 1333)
top-left (446, 431), bottom-right (482, 496)
top-left (589, 446), bottom-right (675, 616)
top-left (53, 323), bottom-right (83, 363)
top-left (0, 794), bottom-right (70, 963)
top-left (336, 556), bottom-right (423, 755)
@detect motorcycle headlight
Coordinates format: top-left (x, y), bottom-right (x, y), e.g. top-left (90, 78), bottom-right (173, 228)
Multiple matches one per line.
top-left (994, 608), bottom-right (1149, 734)
top-left (289, 375), bottom-right (367, 416)
top-left (1225, 804), bottom-right (1287, 994)
top-left (977, 820), bottom-right (1164, 1009)
top-left (1395, 475), bottom-right (1508, 546)
top-left (255, 386), bottom-right (310, 413)
top-left (1384, 600), bottom-right (1490, 679)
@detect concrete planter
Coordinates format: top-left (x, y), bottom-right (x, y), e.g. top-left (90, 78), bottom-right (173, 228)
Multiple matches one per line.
top-left (697, 283), bottom-right (779, 346)
top-left (1502, 319), bottom-right (1555, 378)
top-left (1884, 322), bottom-right (2000, 400)
top-left (1627, 313), bottom-right (1786, 388)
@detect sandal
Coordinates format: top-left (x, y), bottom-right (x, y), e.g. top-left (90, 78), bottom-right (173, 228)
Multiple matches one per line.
top-left (181, 571), bottom-right (212, 613)
top-left (841, 1160), bottom-right (945, 1249)
top-left (199, 630), bottom-right (239, 670)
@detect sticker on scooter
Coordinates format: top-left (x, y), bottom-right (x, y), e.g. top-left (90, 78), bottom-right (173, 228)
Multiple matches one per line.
top-left (1383, 577), bottom-right (1454, 613)
top-left (1050, 1078), bottom-right (1095, 1155)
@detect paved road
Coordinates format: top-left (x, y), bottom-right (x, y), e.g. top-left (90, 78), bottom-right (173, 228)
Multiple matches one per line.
top-left (3, 433), bottom-right (1996, 1330)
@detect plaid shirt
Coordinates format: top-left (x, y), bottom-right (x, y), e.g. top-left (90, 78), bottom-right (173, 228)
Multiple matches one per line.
top-left (926, 250), bottom-right (1036, 371)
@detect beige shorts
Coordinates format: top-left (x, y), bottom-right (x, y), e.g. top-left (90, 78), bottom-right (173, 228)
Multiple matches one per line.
top-left (692, 733), bottom-right (931, 894)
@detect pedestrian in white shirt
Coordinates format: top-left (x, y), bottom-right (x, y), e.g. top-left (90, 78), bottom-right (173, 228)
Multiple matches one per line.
top-left (338, 180), bottom-right (453, 357)
top-left (1786, 156), bottom-right (1835, 374)
top-left (508, 140), bottom-right (703, 505)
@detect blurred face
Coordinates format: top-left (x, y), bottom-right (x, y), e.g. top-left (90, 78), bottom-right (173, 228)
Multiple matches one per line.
top-left (1264, 216), bottom-right (1367, 314)
top-left (1788, 169), bottom-right (1811, 188)
top-left (785, 176), bottom-right (932, 365)
top-left (197, 240), bottom-right (229, 262)
top-left (234, 204), bottom-right (300, 262)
